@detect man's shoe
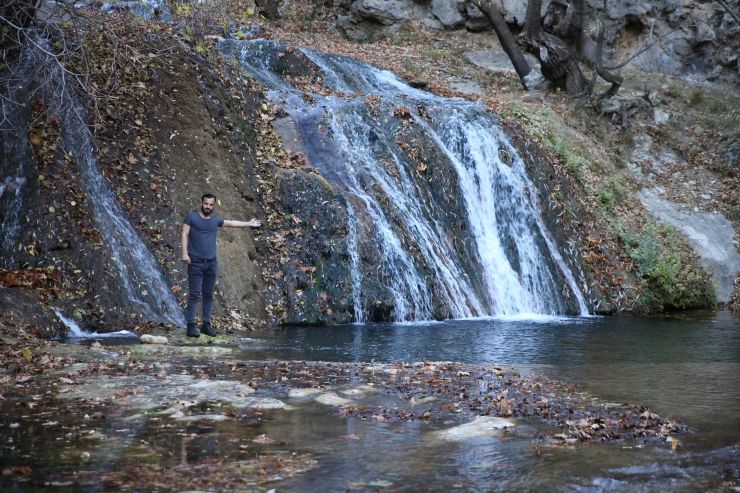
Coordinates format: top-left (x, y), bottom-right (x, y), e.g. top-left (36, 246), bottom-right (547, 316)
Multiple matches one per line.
top-left (186, 323), bottom-right (200, 338)
top-left (200, 321), bottom-right (217, 337)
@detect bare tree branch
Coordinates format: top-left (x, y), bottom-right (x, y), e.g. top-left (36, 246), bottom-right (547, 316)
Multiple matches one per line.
top-left (603, 24), bottom-right (682, 71)
top-left (717, 0), bottom-right (740, 25)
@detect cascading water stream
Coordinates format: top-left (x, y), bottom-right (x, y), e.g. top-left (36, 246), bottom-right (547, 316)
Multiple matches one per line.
top-left (346, 203), bottom-right (365, 324)
top-left (2, 37), bottom-right (185, 326)
top-left (221, 38), bottom-right (589, 320)
top-left (58, 87), bottom-right (186, 327)
top-left (0, 80), bottom-right (34, 262)
top-left (53, 308), bottom-right (135, 339)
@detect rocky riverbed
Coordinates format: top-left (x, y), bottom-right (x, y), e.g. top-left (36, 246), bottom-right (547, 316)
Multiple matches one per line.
top-left (0, 326), bottom-right (691, 491)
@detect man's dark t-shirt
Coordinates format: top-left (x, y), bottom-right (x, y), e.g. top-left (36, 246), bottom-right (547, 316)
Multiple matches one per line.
top-left (184, 212), bottom-right (224, 260)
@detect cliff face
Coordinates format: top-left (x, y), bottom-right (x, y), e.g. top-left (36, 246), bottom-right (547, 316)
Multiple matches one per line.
top-left (333, 0), bottom-right (740, 84)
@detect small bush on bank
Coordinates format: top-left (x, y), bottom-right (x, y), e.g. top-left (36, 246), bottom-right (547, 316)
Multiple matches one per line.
top-left (615, 218), bottom-right (716, 312)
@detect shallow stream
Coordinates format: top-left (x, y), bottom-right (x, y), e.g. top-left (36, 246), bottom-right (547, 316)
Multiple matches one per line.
top-left (2, 311), bottom-right (739, 492)
top-left (244, 310), bottom-right (740, 492)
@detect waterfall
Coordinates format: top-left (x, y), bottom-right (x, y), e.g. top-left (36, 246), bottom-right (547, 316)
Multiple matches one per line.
top-left (60, 102), bottom-right (185, 326)
top-left (54, 308), bottom-right (135, 339)
top-left (0, 79), bottom-right (34, 263)
top-left (3, 36), bottom-right (185, 326)
top-left (221, 39), bottom-right (588, 320)
top-left (346, 202), bottom-right (366, 323)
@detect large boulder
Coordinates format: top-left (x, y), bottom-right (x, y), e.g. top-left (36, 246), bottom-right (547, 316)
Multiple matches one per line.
top-left (431, 0), bottom-right (465, 30)
top-left (336, 0), bottom-right (410, 42)
top-left (492, 0), bottom-right (543, 25)
top-left (464, 3), bottom-right (491, 32)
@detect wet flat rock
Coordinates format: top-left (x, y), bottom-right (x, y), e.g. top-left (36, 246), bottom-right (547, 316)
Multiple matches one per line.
top-left (54, 374), bottom-right (290, 411)
top-left (435, 416), bottom-right (517, 441)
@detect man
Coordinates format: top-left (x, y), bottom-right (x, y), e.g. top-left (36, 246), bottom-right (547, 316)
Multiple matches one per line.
top-left (181, 193), bottom-right (261, 338)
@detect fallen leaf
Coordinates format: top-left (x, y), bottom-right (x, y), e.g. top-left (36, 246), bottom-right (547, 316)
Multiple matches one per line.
top-left (21, 348), bottom-right (32, 361)
top-left (59, 377), bottom-right (75, 385)
top-left (90, 342), bottom-right (105, 352)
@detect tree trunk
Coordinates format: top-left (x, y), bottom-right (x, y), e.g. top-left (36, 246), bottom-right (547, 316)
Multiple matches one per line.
top-left (555, 0), bottom-right (622, 97)
top-left (593, 7), bottom-right (623, 98)
top-left (473, 0), bottom-right (531, 86)
top-left (520, 0), bottom-right (589, 96)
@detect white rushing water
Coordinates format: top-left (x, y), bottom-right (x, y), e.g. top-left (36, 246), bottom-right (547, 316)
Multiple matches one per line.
top-left (53, 308), bottom-right (134, 339)
top-left (5, 36), bottom-right (185, 326)
top-left (346, 203), bottom-right (366, 323)
top-left (223, 39), bottom-right (589, 320)
top-left (60, 100), bottom-right (186, 326)
top-left (0, 76), bottom-right (34, 260)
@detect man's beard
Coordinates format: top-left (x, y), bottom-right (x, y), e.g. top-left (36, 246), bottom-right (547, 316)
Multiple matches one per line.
top-left (201, 205), bottom-right (212, 216)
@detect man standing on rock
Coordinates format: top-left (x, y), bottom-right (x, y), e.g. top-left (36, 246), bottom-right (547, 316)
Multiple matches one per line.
top-left (181, 193), bottom-right (261, 338)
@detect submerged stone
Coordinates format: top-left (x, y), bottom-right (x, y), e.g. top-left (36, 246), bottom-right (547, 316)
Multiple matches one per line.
top-left (55, 374), bottom-right (290, 411)
top-left (128, 344), bottom-right (234, 359)
top-left (171, 333), bottom-right (244, 345)
top-left (435, 416), bottom-right (516, 441)
top-left (340, 385), bottom-right (378, 396)
top-left (314, 392), bottom-right (352, 406)
top-left (288, 388), bottom-right (323, 398)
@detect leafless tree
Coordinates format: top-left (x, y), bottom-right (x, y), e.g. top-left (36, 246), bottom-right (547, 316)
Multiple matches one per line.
top-left (474, 0), bottom-right (531, 85)
top-left (716, 0), bottom-right (740, 25)
top-left (473, 0), bottom-right (652, 97)
top-left (0, 0), bottom-right (153, 128)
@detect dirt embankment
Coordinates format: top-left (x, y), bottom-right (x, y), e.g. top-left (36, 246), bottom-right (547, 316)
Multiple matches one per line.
top-left (0, 20), bottom-right (273, 333)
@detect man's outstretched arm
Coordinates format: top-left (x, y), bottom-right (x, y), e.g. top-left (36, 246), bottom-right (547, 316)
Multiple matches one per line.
top-left (223, 219), bottom-right (262, 228)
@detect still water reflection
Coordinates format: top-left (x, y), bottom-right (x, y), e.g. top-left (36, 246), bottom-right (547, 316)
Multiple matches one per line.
top-left (235, 310), bottom-right (740, 492)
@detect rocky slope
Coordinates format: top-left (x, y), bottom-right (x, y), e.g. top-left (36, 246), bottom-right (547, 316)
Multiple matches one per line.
top-left (1, 0), bottom-right (738, 334)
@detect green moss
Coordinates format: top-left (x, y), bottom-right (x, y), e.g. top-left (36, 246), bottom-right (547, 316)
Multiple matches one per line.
top-left (690, 90), bottom-right (704, 107)
top-left (597, 175), bottom-right (628, 214)
top-left (614, 218), bottom-right (716, 312)
top-left (390, 26), bottom-right (422, 46)
top-left (554, 138), bottom-right (587, 181)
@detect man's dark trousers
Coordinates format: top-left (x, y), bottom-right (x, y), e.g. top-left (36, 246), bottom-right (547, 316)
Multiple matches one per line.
top-left (186, 259), bottom-right (218, 325)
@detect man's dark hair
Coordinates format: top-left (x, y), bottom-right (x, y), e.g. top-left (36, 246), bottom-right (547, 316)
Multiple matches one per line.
top-left (202, 193), bottom-right (217, 202)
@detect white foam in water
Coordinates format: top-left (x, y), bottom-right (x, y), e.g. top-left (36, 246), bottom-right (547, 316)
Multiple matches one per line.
top-left (472, 313), bottom-right (575, 323)
top-left (346, 203), bottom-right (366, 324)
top-left (54, 308), bottom-right (135, 338)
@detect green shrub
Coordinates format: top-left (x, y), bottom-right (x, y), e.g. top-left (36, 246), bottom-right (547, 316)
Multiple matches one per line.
top-left (554, 138), bottom-right (587, 181)
top-left (597, 175), bottom-right (627, 214)
top-left (690, 90), bottom-right (704, 106)
top-left (615, 219), bottom-right (716, 312)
